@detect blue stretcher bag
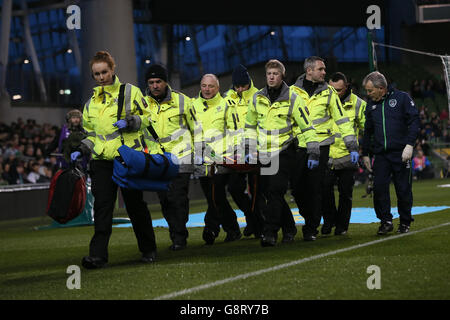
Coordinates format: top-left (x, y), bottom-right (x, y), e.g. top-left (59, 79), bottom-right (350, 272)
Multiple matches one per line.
top-left (111, 84), bottom-right (179, 191)
top-left (112, 171), bottom-right (171, 191)
top-left (114, 145), bottom-right (179, 181)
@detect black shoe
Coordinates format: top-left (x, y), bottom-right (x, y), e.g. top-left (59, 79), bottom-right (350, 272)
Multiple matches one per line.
top-left (141, 251), bottom-right (157, 263)
top-left (224, 231), bottom-right (242, 242)
top-left (377, 221), bottom-right (394, 235)
top-left (81, 256), bottom-right (107, 269)
top-left (169, 243), bottom-right (187, 251)
top-left (281, 233), bottom-right (296, 243)
top-left (260, 235), bottom-right (277, 247)
top-left (397, 224), bottom-right (410, 234)
top-left (303, 233), bottom-right (317, 241)
top-left (334, 228), bottom-right (348, 236)
top-left (243, 226), bottom-right (254, 237)
top-left (321, 224), bottom-right (333, 235)
top-left (202, 228), bottom-right (218, 245)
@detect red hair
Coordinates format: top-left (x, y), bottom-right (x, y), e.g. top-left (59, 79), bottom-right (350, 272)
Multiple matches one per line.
top-left (89, 51), bottom-right (116, 71)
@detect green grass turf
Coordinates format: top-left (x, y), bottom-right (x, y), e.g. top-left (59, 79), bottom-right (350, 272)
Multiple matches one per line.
top-left (1, 178), bottom-right (449, 300)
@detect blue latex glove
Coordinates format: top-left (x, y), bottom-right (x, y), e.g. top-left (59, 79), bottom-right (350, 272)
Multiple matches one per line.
top-left (307, 159), bottom-right (319, 169)
top-left (70, 151), bottom-right (81, 162)
top-left (113, 119), bottom-right (127, 129)
top-left (350, 151), bottom-right (359, 165)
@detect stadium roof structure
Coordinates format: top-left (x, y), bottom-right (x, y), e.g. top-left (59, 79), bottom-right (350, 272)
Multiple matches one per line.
top-left (1, 0), bottom-right (446, 106)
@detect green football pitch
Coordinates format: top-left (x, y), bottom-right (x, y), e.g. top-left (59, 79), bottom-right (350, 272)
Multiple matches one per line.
top-left (1, 178), bottom-right (449, 301)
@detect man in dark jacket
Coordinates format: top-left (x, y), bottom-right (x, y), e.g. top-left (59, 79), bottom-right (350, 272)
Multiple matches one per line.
top-left (361, 71), bottom-right (420, 235)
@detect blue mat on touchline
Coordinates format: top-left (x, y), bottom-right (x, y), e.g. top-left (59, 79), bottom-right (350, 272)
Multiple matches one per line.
top-left (113, 206), bottom-right (450, 229)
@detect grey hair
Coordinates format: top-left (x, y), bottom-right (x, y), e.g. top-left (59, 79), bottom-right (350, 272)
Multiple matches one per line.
top-left (362, 71), bottom-right (387, 89)
top-left (201, 73), bottom-right (220, 87)
top-left (304, 56), bottom-right (324, 72)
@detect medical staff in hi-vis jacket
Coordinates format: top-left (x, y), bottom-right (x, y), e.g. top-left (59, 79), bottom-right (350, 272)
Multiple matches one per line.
top-left (191, 74), bottom-right (242, 245)
top-left (245, 59), bottom-right (319, 247)
top-left (143, 64), bottom-right (195, 251)
top-left (290, 56), bottom-right (359, 241)
top-left (74, 51), bottom-right (157, 268)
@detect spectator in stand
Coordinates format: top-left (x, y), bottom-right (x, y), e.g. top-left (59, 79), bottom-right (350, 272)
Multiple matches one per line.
top-left (431, 118), bottom-right (442, 138)
top-left (0, 163), bottom-right (7, 186)
top-left (440, 108), bottom-right (448, 122)
top-left (442, 129), bottom-right (450, 143)
top-left (35, 156), bottom-right (47, 176)
top-left (13, 163), bottom-right (29, 184)
top-left (47, 155), bottom-right (59, 175)
top-left (410, 79), bottom-right (422, 99)
top-left (23, 144), bottom-right (35, 160)
top-left (27, 162), bottom-right (41, 183)
top-left (1, 162), bottom-right (15, 185)
top-left (418, 105), bottom-right (428, 120)
top-left (422, 79), bottom-right (435, 99)
top-left (412, 150), bottom-right (433, 180)
top-left (5, 152), bottom-right (17, 167)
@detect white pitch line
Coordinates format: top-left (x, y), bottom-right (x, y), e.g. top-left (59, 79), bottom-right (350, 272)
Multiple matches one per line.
top-left (154, 222), bottom-right (450, 300)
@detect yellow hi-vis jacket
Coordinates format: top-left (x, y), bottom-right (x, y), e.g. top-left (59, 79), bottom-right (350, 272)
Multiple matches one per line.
top-left (81, 76), bottom-right (152, 161)
top-left (223, 81), bottom-right (259, 156)
top-left (291, 74), bottom-right (358, 152)
top-left (143, 86), bottom-right (195, 173)
top-left (191, 91), bottom-right (229, 175)
top-left (330, 91), bottom-right (366, 169)
top-left (244, 81), bottom-right (319, 160)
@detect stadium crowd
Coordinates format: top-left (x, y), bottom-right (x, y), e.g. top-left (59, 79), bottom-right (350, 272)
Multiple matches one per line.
top-left (0, 119), bottom-right (60, 185)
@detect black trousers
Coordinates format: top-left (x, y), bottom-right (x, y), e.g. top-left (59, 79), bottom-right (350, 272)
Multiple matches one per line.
top-left (157, 172), bottom-right (190, 245)
top-left (200, 174), bottom-right (240, 236)
top-left (373, 151), bottom-right (414, 225)
top-left (89, 160), bottom-right (156, 261)
top-left (291, 145), bottom-right (330, 236)
top-left (322, 167), bottom-right (356, 231)
top-left (227, 171), bottom-right (263, 235)
top-left (259, 144), bottom-right (297, 237)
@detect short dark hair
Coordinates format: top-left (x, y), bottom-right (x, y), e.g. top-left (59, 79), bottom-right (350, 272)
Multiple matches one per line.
top-left (304, 56), bottom-right (324, 72)
top-left (330, 72), bottom-right (347, 84)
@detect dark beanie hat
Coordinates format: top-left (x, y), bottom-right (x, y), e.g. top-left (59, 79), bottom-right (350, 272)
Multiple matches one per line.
top-left (145, 64), bottom-right (168, 82)
top-left (232, 64), bottom-right (250, 86)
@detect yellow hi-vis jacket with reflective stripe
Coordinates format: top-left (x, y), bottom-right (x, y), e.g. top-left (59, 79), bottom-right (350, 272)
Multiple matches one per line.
top-left (291, 74), bottom-right (358, 152)
top-left (143, 86), bottom-right (195, 173)
top-left (81, 76), bottom-right (151, 161)
top-left (223, 81), bottom-right (259, 156)
top-left (330, 92), bottom-right (366, 169)
top-left (244, 81), bottom-right (319, 159)
top-left (191, 91), bottom-right (228, 165)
